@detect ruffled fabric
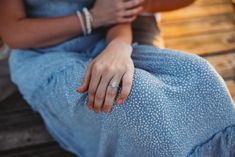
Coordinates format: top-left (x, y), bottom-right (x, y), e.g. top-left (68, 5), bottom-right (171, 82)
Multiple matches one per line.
top-left (187, 125), bottom-right (235, 157)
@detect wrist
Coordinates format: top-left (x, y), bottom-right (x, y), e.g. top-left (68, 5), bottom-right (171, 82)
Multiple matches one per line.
top-left (90, 8), bottom-right (99, 29)
top-left (109, 38), bottom-right (133, 56)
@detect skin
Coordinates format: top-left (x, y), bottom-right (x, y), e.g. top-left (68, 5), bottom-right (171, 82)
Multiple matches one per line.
top-left (0, 0), bottom-right (143, 48)
top-left (77, 0), bottom-right (196, 113)
top-left (143, 0), bottom-right (196, 12)
top-left (77, 25), bottom-right (134, 113)
top-left (0, 0), bottom-right (195, 113)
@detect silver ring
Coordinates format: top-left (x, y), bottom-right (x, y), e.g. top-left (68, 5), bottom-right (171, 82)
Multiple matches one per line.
top-left (109, 81), bottom-right (119, 88)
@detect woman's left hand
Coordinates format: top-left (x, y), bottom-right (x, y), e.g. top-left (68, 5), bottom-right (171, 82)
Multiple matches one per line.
top-left (77, 39), bottom-right (134, 113)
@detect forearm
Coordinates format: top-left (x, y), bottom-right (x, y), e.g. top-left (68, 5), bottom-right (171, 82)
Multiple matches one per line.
top-left (106, 24), bottom-right (132, 45)
top-left (0, 15), bottom-right (82, 49)
top-left (105, 24), bottom-right (133, 57)
top-left (143, 0), bottom-right (196, 13)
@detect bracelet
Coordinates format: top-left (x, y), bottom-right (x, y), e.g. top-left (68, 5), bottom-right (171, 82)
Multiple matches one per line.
top-left (76, 10), bottom-right (87, 36)
top-left (82, 8), bottom-right (93, 35)
top-left (0, 43), bottom-right (10, 60)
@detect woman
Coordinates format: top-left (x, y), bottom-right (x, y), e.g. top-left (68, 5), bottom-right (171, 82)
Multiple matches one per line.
top-left (0, 0), bottom-right (235, 157)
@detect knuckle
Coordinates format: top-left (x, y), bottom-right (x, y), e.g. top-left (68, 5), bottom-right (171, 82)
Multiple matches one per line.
top-left (105, 66), bottom-right (115, 73)
top-left (96, 93), bottom-right (104, 100)
top-left (103, 103), bottom-right (112, 112)
top-left (135, 0), bottom-right (140, 4)
top-left (93, 65), bottom-right (102, 72)
top-left (133, 9), bottom-right (138, 14)
top-left (124, 80), bottom-right (132, 86)
top-left (115, 4), bottom-right (122, 11)
top-left (93, 62), bottom-right (104, 71)
top-left (88, 88), bottom-right (96, 96)
top-left (94, 104), bottom-right (101, 112)
top-left (107, 88), bottom-right (117, 97)
top-left (117, 18), bottom-right (123, 23)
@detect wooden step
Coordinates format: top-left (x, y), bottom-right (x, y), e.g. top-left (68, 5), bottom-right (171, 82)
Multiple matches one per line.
top-left (159, 14), bottom-right (235, 39)
top-left (0, 142), bottom-right (75, 157)
top-left (0, 93), bottom-right (76, 156)
top-left (159, 3), bottom-right (234, 22)
top-left (163, 31), bottom-right (235, 55)
top-left (194, 0), bottom-right (231, 6)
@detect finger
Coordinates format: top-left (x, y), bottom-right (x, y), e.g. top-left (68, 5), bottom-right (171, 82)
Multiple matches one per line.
top-left (118, 16), bottom-right (137, 23)
top-left (116, 70), bottom-right (134, 105)
top-left (102, 75), bottom-right (122, 113)
top-left (87, 66), bottom-right (102, 110)
top-left (123, 0), bottom-right (144, 10)
top-left (122, 6), bottom-right (143, 17)
top-left (93, 74), bottom-right (113, 113)
top-left (77, 63), bottom-right (92, 93)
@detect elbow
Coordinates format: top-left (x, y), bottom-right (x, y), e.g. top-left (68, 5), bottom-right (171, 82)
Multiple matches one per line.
top-left (0, 20), bottom-right (29, 49)
top-left (0, 28), bottom-right (18, 49)
top-left (1, 34), bottom-right (22, 49)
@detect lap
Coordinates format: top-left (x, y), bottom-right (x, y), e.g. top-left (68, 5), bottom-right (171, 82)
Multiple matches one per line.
top-left (9, 44), bottom-right (235, 157)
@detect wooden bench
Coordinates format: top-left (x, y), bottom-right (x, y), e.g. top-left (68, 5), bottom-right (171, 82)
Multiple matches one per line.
top-left (0, 93), bottom-right (76, 157)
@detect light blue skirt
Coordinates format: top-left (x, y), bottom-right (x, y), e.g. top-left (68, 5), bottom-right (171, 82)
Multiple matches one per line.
top-left (9, 39), bottom-right (235, 157)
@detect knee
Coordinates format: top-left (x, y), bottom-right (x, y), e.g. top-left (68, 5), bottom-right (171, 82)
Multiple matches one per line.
top-left (179, 53), bottom-right (218, 79)
top-left (191, 55), bottom-right (220, 81)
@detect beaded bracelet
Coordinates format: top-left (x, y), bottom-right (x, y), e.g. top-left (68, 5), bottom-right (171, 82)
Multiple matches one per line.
top-left (76, 10), bottom-right (87, 36)
top-left (83, 8), bottom-right (93, 35)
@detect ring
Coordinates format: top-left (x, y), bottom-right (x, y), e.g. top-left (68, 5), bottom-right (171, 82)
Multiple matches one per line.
top-left (109, 81), bottom-right (119, 88)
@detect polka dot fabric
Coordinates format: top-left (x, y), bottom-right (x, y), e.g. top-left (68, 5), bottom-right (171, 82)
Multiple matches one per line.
top-left (9, 0), bottom-right (235, 156)
top-left (9, 40), bottom-right (235, 157)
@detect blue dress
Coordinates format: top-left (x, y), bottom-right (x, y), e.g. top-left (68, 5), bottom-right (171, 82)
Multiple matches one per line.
top-left (9, 0), bottom-right (235, 157)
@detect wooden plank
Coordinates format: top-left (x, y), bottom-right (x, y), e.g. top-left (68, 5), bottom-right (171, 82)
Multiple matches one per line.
top-left (159, 14), bottom-right (235, 38)
top-left (205, 52), bottom-right (235, 80)
top-left (159, 4), bottom-right (234, 22)
top-left (0, 142), bottom-right (76, 157)
top-left (0, 125), bottom-right (54, 151)
top-left (0, 93), bottom-right (54, 151)
top-left (0, 93), bottom-right (76, 156)
top-left (163, 31), bottom-right (235, 55)
top-left (194, 0), bottom-right (231, 6)
top-left (0, 93), bottom-right (43, 130)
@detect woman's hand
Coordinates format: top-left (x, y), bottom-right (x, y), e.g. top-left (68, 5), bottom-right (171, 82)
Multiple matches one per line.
top-left (77, 39), bottom-right (135, 113)
top-left (90, 0), bottom-right (144, 28)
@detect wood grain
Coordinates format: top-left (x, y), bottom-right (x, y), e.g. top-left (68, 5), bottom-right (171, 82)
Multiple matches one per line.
top-left (159, 4), bottom-right (234, 22)
top-left (163, 31), bottom-right (235, 55)
top-left (194, 0), bottom-right (231, 6)
top-left (159, 14), bottom-right (235, 39)
top-left (0, 142), bottom-right (76, 157)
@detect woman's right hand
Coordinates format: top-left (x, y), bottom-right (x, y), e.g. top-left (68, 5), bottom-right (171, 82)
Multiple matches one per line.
top-left (90, 0), bottom-right (144, 28)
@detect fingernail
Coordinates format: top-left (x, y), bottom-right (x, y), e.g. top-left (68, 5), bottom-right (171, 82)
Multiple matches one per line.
top-left (77, 86), bottom-right (84, 92)
top-left (117, 98), bottom-right (123, 105)
top-left (88, 102), bottom-right (93, 109)
top-left (88, 105), bottom-right (92, 109)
